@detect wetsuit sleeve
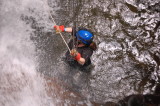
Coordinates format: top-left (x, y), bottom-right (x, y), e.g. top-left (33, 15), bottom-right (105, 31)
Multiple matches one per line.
top-left (81, 48), bottom-right (93, 63)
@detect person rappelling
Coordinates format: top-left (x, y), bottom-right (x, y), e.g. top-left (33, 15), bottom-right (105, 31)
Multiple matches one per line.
top-left (54, 25), bottom-right (97, 70)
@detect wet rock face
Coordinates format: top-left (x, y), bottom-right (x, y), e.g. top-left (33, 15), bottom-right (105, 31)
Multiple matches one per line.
top-left (115, 83), bottom-right (160, 106)
top-left (22, 0), bottom-right (160, 104)
top-left (55, 0), bottom-right (160, 103)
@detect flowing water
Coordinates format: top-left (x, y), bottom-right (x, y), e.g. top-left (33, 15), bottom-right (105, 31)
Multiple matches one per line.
top-left (0, 0), bottom-right (160, 105)
top-left (0, 0), bottom-right (53, 106)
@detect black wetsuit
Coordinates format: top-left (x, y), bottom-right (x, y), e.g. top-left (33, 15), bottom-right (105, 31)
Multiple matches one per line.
top-left (65, 28), bottom-right (94, 68)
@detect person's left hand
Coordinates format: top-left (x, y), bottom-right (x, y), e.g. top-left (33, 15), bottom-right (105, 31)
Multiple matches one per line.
top-left (70, 49), bottom-right (78, 57)
top-left (70, 49), bottom-right (81, 61)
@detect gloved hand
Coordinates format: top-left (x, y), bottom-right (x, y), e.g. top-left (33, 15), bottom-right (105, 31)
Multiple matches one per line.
top-left (70, 49), bottom-right (81, 61)
top-left (54, 25), bottom-right (65, 33)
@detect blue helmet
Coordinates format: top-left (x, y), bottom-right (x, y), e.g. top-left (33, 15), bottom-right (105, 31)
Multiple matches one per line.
top-left (76, 30), bottom-right (94, 45)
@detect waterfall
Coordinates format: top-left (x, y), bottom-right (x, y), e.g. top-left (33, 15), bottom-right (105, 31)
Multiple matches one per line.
top-left (0, 0), bottom-right (54, 105)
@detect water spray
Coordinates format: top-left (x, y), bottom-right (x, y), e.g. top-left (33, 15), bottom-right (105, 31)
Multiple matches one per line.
top-left (45, 0), bottom-right (71, 53)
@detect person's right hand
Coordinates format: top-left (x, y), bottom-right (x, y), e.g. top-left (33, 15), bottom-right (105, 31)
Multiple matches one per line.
top-left (54, 25), bottom-right (65, 33)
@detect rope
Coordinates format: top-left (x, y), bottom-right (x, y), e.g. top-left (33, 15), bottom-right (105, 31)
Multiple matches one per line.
top-left (72, 0), bottom-right (76, 49)
top-left (72, 0), bottom-right (79, 50)
top-left (45, 0), bottom-right (71, 53)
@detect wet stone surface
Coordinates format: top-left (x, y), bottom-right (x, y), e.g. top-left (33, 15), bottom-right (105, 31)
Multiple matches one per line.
top-left (23, 0), bottom-right (160, 104)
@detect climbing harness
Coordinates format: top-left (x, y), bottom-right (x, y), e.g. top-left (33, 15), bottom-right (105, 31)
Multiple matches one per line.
top-left (45, 0), bottom-right (71, 53)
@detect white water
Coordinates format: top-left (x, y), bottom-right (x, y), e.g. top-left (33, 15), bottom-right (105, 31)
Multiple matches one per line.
top-left (0, 0), bottom-right (55, 106)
